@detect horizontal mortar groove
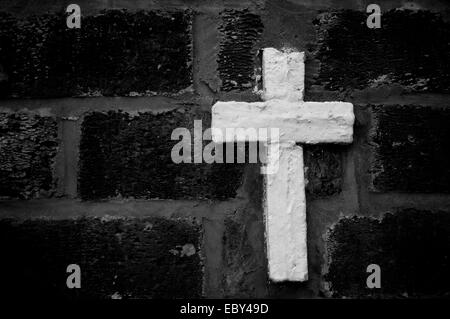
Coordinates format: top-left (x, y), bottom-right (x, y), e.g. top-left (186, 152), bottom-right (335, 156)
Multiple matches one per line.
top-left (0, 198), bottom-right (248, 221)
top-left (307, 90), bottom-right (450, 107)
top-left (0, 1), bottom-right (263, 16)
top-left (0, 96), bottom-right (213, 116)
top-left (368, 193), bottom-right (450, 208)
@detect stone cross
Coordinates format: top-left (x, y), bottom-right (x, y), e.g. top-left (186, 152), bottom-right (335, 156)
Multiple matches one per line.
top-left (212, 48), bottom-right (354, 282)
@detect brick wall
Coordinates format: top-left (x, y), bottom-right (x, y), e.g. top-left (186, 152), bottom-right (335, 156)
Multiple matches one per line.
top-left (0, 0), bottom-right (449, 299)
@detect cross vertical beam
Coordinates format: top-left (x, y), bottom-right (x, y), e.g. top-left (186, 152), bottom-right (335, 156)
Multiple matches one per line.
top-left (263, 48), bottom-right (307, 281)
top-left (265, 141), bottom-right (307, 281)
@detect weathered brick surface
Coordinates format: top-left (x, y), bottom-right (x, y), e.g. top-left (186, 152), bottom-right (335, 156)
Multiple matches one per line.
top-left (304, 145), bottom-right (343, 197)
top-left (218, 9), bottom-right (263, 91)
top-left (369, 105), bottom-right (450, 193)
top-left (0, 10), bottom-right (191, 98)
top-left (0, 217), bottom-right (202, 299)
top-left (222, 207), bottom-right (267, 298)
top-left (314, 10), bottom-right (450, 93)
top-left (0, 112), bottom-right (58, 199)
top-left (78, 109), bottom-right (245, 200)
top-left (326, 209), bottom-right (450, 298)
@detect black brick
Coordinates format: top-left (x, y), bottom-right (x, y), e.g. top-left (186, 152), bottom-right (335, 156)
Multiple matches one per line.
top-left (78, 109), bottom-right (244, 200)
top-left (222, 208), bottom-right (266, 298)
top-left (0, 10), bottom-right (192, 98)
top-left (369, 105), bottom-right (450, 193)
top-left (326, 209), bottom-right (450, 298)
top-left (0, 112), bottom-right (58, 199)
top-left (314, 10), bottom-right (450, 93)
top-left (304, 145), bottom-right (343, 197)
top-left (0, 217), bottom-right (202, 299)
top-left (218, 9), bottom-right (263, 91)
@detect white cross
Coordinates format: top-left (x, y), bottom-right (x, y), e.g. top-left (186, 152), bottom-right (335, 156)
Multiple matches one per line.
top-left (212, 48), bottom-right (354, 282)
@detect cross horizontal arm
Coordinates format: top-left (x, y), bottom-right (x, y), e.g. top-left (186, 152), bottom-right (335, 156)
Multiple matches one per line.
top-left (212, 100), bottom-right (354, 144)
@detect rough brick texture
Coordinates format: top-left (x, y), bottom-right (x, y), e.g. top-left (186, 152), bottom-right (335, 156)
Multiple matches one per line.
top-left (369, 105), bottom-right (450, 193)
top-left (0, 10), bottom-right (192, 98)
top-left (218, 9), bottom-right (263, 91)
top-left (326, 209), bottom-right (450, 298)
top-left (0, 112), bottom-right (58, 199)
top-left (0, 217), bottom-right (202, 299)
top-left (314, 10), bottom-right (450, 93)
top-left (79, 109), bottom-right (244, 200)
top-left (304, 145), bottom-right (343, 197)
top-left (222, 206), bottom-right (267, 298)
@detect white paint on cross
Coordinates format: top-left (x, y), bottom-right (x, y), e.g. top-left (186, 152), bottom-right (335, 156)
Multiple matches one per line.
top-left (212, 48), bottom-right (354, 282)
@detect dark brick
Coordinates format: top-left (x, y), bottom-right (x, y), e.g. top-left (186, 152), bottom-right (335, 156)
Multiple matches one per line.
top-left (326, 209), bottom-right (450, 298)
top-left (0, 9), bottom-right (191, 98)
top-left (304, 145), bottom-right (343, 197)
top-left (78, 109), bottom-right (244, 200)
top-left (0, 217), bottom-right (202, 299)
top-left (0, 112), bottom-right (58, 199)
top-left (369, 105), bottom-right (450, 193)
top-left (218, 9), bottom-right (263, 91)
top-left (314, 10), bottom-right (450, 93)
top-left (222, 208), bottom-right (267, 298)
